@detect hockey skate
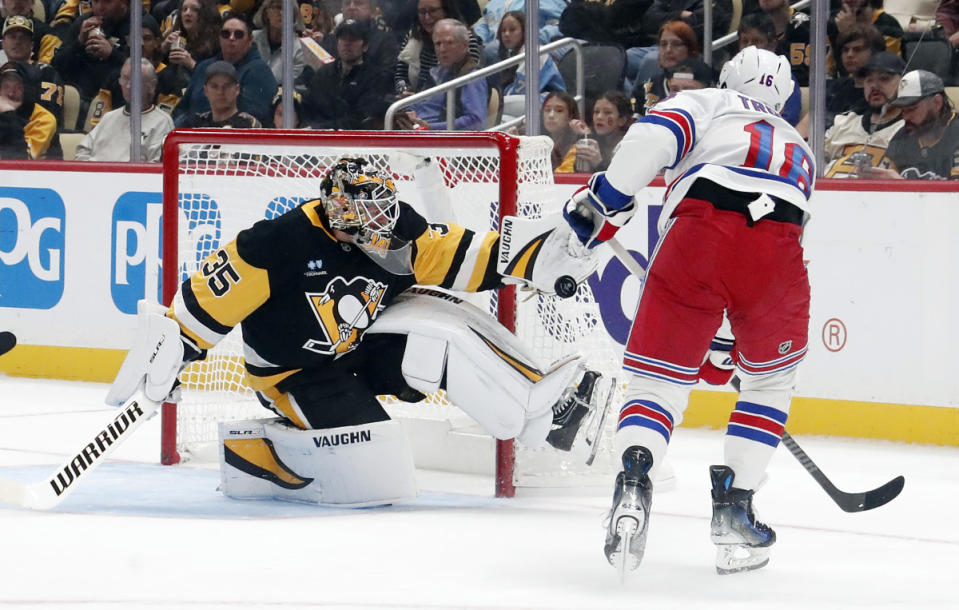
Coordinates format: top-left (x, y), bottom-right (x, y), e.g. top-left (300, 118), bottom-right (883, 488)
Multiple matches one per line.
top-left (604, 446), bottom-right (654, 578)
top-left (709, 465), bottom-right (776, 575)
top-left (546, 369), bottom-right (602, 451)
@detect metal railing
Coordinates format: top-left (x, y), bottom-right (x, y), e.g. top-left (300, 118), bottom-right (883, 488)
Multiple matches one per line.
top-left (384, 37), bottom-right (584, 132)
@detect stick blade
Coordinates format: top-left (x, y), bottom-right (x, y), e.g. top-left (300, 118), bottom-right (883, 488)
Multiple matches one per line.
top-left (850, 474), bottom-right (905, 512)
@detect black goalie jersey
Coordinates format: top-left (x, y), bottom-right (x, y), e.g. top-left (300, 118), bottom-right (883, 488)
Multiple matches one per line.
top-left (169, 198), bottom-right (502, 392)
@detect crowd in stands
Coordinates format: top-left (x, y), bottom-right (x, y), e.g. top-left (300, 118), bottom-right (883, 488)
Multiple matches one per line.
top-left (0, 0), bottom-right (957, 178)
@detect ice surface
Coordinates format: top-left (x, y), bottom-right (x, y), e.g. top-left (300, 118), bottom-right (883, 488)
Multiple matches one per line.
top-left (0, 376), bottom-right (956, 609)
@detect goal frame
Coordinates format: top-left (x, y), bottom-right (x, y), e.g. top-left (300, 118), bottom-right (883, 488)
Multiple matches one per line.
top-left (159, 129), bottom-right (528, 497)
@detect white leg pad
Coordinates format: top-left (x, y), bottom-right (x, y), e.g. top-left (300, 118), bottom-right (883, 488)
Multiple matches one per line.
top-left (368, 288), bottom-right (582, 447)
top-left (218, 418), bottom-right (417, 507)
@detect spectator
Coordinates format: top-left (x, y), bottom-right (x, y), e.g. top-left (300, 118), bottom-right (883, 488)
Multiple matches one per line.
top-left (828, 23), bottom-right (886, 117)
top-left (2, 16), bottom-right (65, 137)
top-left (0, 0), bottom-right (63, 65)
top-left (173, 15), bottom-right (278, 126)
top-left (541, 90), bottom-right (581, 171)
top-left (394, 0), bottom-right (483, 96)
top-left (494, 10), bottom-right (565, 124)
top-left (876, 69), bottom-right (959, 179)
top-left (823, 51), bottom-right (905, 177)
top-left (831, 0), bottom-right (904, 57)
top-left (634, 0), bottom-right (733, 87)
top-left (575, 89), bottom-right (631, 172)
top-left (0, 60), bottom-right (56, 158)
top-left (380, 0), bottom-right (480, 47)
top-left (179, 59), bottom-right (261, 127)
top-left (269, 87), bottom-right (304, 127)
top-left (51, 0), bottom-right (131, 113)
top-left (631, 20), bottom-right (700, 116)
top-left (252, 0), bottom-right (306, 82)
top-left (74, 58), bottom-right (174, 161)
top-left (472, 0), bottom-right (566, 65)
top-left (399, 18), bottom-right (487, 130)
top-left (559, 0), bottom-right (657, 94)
top-left (937, 0), bottom-right (959, 45)
top-left (320, 0), bottom-right (398, 75)
top-left (159, 0), bottom-right (222, 72)
top-left (301, 0), bottom-right (335, 43)
top-left (664, 56), bottom-right (714, 92)
top-left (735, 14), bottom-right (801, 125)
top-left (298, 18), bottom-right (392, 129)
top-left (757, 0), bottom-right (812, 86)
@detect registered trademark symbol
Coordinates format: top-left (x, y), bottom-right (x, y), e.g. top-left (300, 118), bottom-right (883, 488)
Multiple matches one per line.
top-left (822, 318), bottom-right (846, 352)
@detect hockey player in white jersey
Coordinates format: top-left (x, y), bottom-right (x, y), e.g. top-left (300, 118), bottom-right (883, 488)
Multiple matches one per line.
top-left (563, 46), bottom-right (816, 575)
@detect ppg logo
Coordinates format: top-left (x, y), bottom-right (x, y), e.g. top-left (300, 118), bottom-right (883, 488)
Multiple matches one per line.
top-left (0, 187), bottom-right (66, 309)
top-left (111, 192), bottom-right (163, 314)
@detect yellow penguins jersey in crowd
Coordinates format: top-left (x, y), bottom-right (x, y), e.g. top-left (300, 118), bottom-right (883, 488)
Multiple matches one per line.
top-left (169, 198), bottom-right (501, 392)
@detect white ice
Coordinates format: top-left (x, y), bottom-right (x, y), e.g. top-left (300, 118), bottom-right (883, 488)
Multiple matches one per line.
top-left (0, 376), bottom-right (956, 609)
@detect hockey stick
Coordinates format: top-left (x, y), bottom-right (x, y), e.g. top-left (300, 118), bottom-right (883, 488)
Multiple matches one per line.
top-left (0, 389), bottom-right (160, 509)
top-left (0, 331), bottom-right (16, 356)
top-left (606, 238), bottom-right (906, 512)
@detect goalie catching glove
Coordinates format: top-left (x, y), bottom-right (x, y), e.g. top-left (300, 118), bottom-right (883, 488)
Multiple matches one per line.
top-left (497, 213), bottom-right (597, 296)
top-left (563, 172), bottom-right (637, 249)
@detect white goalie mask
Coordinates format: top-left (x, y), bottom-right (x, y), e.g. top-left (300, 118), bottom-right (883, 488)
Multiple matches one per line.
top-left (320, 158), bottom-right (409, 264)
top-left (719, 46), bottom-right (794, 113)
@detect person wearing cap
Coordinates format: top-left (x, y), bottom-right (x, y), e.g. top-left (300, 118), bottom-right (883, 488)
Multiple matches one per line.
top-left (173, 15), bottom-right (277, 126)
top-left (0, 0), bottom-right (62, 65)
top-left (319, 0), bottom-right (398, 74)
top-left (252, 0), bottom-right (305, 82)
top-left (298, 17), bottom-right (392, 129)
top-left (1, 16), bottom-right (66, 136)
top-left (178, 59), bottom-right (261, 127)
top-left (822, 51), bottom-right (905, 178)
top-left (73, 57), bottom-right (173, 161)
top-left (874, 69), bottom-right (959, 179)
top-left (0, 60), bottom-right (56, 158)
top-left (269, 87), bottom-right (304, 128)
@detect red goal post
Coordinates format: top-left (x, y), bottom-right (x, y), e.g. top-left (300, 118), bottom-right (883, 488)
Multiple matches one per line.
top-left (160, 129), bottom-right (618, 497)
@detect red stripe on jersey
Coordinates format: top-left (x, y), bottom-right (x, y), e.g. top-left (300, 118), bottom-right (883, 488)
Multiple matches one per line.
top-left (623, 355), bottom-right (700, 384)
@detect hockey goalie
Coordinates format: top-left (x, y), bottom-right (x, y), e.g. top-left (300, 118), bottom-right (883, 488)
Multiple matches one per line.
top-left (106, 157), bottom-right (604, 507)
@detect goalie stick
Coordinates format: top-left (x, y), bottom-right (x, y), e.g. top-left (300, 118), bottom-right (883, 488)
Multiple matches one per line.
top-left (0, 389), bottom-right (160, 510)
top-left (0, 331), bottom-right (16, 356)
top-left (606, 236), bottom-right (905, 512)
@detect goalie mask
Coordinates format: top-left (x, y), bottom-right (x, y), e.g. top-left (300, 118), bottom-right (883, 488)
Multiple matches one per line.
top-left (320, 158), bottom-right (412, 274)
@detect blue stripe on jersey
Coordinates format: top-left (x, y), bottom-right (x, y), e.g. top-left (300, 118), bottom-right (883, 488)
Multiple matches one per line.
top-left (639, 114), bottom-right (687, 168)
top-left (727, 166), bottom-right (811, 200)
top-left (732, 401), bottom-right (789, 424)
top-left (622, 364), bottom-right (700, 385)
top-left (727, 424), bottom-right (782, 447)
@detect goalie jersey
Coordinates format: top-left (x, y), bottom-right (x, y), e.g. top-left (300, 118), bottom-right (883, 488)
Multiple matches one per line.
top-left (599, 88), bottom-right (815, 233)
top-left (168, 198), bottom-right (501, 392)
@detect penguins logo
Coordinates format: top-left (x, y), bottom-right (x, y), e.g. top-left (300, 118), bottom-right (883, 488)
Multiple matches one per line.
top-left (304, 276), bottom-right (388, 355)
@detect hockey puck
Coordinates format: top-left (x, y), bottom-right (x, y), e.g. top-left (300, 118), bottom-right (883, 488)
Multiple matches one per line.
top-left (0, 331), bottom-right (16, 356)
top-left (554, 275), bottom-right (578, 298)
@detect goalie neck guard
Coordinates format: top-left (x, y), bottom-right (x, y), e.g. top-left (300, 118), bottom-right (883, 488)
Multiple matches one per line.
top-left (320, 157), bottom-right (412, 274)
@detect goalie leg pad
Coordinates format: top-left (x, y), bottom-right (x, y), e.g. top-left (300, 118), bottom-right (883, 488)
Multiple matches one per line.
top-left (218, 418), bottom-right (417, 507)
top-left (368, 289), bottom-right (583, 447)
top-left (106, 299), bottom-right (184, 406)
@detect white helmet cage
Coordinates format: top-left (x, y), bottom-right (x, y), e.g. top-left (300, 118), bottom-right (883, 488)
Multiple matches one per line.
top-left (719, 46), bottom-right (795, 113)
top-left (320, 158), bottom-right (400, 252)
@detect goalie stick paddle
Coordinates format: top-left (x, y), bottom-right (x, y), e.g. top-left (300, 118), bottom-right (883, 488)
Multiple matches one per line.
top-left (0, 389), bottom-right (161, 510)
top-left (0, 331), bottom-right (16, 356)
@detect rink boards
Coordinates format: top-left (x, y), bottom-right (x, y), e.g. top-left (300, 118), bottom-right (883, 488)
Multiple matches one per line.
top-left (0, 161), bottom-right (956, 445)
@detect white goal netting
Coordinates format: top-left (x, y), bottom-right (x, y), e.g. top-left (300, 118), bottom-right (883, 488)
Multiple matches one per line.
top-left (162, 130), bottom-right (625, 495)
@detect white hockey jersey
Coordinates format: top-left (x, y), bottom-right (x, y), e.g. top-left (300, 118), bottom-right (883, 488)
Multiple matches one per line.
top-left (603, 88), bottom-right (816, 232)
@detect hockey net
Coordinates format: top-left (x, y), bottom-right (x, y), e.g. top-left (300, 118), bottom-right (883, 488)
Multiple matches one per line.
top-left (160, 130), bottom-right (624, 497)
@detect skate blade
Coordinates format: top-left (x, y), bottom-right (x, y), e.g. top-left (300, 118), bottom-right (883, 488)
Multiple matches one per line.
top-left (585, 376), bottom-right (617, 466)
top-left (608, 516), bottom-right (643, 581)
top-left (715, 544), bottom-right (770, 575)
